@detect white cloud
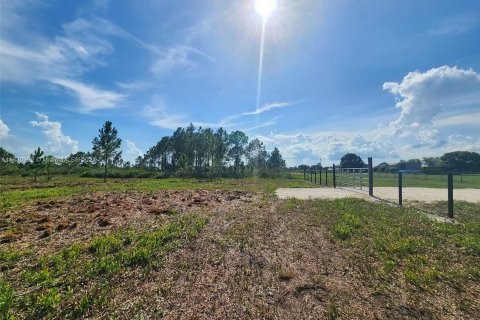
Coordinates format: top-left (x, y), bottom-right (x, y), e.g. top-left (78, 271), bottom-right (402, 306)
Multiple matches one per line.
top-left (50, 78), bottom-right (126, 112)
top-left (383, 66), bottom-right (480, 143)
top-left (124, 140), bottom-right (143, 162)
top-left (257, 131), bottom-right (398, 166)
top-left (29, 113), bottom-right (79, 155)
top-left (0, 119), bottom-right (10, 139)
top-left (242, 101), bottom-right (299, 115)
top-left (257, 66), bottom-right (480, 166)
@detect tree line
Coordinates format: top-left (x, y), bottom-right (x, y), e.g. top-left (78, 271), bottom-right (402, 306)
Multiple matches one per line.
top-left (373, 151), bottom-right (480, 174)
top-left (136, 124), bottom-right (285, 177)
top-left (293, 151), bottom-right (480, 174)
top-left (0, 121), bottom-right (287, 180)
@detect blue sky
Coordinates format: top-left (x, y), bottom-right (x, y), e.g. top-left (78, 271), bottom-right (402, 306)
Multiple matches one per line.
top-left (1, 0), bottom-right (480, 166)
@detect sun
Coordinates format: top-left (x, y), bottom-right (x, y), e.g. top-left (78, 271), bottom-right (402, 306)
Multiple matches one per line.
top-left (255, 0), bottom-right (277, 20)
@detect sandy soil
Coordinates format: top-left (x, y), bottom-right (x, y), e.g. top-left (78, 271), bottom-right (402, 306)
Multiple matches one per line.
top-left (276, 187), bottom-right (480, 203)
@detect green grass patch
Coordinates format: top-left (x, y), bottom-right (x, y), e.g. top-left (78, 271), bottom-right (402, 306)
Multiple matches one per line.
top-left (2, 214), bottom-right (207, 319)
top-left (299, 198), bottom-right (480, 291)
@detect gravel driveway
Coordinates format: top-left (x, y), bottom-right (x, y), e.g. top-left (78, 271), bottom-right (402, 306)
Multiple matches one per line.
top-left (276, 187), bottom-right (480, 203)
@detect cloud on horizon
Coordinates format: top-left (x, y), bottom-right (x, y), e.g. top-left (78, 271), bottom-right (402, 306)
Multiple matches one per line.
top-left (0, 119), bottom-right (10, 139)
top-left (124, 139), bottom-right (143, 162)
top-left (29, 113), bottom-right (79, 155)
top-left (258, 66), bottom-right (480, 166)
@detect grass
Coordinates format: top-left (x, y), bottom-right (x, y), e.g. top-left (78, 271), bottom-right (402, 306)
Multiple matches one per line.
top-left (0, 176), bottom-right (312, 213)
top-left (1, 213), bottom-right (207, 319)
top-left (288, 198), bottom-right (480, 291)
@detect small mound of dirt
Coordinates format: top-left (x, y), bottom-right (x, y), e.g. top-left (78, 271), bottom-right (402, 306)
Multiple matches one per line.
top-left (56, 221), bottom-right (70, 231)
top-left (39, 229), bottom-right (52, 239)
top-left (149, 208), bottom-right (176, 215)
top-left (98, 217), bottom-right (112, 227)
top-left (35, 215), bottom-right (51, 224)
top-left (1, 234), bottom-right (18, 244)
top-left (35, 225), bottom-right (49, 231)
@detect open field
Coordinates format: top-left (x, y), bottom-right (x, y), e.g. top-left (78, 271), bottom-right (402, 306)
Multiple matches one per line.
top-left (294, 171), bottom-right (480, 189)
top-left (1, 176), bottom-right (479, 319)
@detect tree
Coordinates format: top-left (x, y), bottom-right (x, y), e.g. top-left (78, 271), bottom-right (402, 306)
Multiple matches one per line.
top-left (340, 153), bottom-right (365, 168)
top-left (373, 162), bottom-right (389, 173)
top-left (30, 147), bottom-right (44, 182)
top-left (406, 159), bottom-right (422, 171)
top-left (67, 151), bottom-right (93, 167)
top-left (267, 147), bottom-right (286, 170)
top-left (0, 147), bottom-right (15, 163)
top-left (246, 138), bottom-right (268, 170)
top-left (441, 151), bottom-right (480, 173)
top-left (422, 157), bottom-right (443, 167)
top-left (213, 128), bottom-right (229, 174)
top-left (298, 164), bottom-right (310, 171)
top-left (228, 131), bottom-right (248, 174)
top-left (92, 121), bottom-right (122, 182)
top-left (311, 162), bottom-right (322, 170)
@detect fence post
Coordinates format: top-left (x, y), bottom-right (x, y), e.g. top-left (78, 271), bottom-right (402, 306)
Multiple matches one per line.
top-left (398, 172), bottom-right (403, 206)
top-left (314, 169), bottom-right (317, 184)
top-left (333, 164), bottom-right (336, 188)
top-left (319, 167), bottom-right (322, 185)
top-left (310, 170), bottom-right (313, 182)
top-left (325, 168), bottom-right (328, 186)
top-left (368, 157), bottom-right (373, 196)
top-left (304, 169), bottom-right (306, 180)
top-left (448, 173), bottom-right (454, 218)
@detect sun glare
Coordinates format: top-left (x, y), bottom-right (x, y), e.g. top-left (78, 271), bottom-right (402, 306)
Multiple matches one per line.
top-left (255, 0), bottom-right (277, 20)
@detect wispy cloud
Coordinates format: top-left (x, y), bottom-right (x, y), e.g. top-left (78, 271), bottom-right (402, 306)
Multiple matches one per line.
top-left (143, 99), bottom-right (186, 130)
top-left (242, 118), bottom-right (277, 132)
top-left (433, 112), bottom-right (480, 127)
top-left (115, 81), bottom-right (152, 90)
top-left (242, 101), bottom-right (300, 116)
top-left (150, 44), bottom-right (213, 77)
top-left (426, 14), bottom-right (479, 36)
top-left (29, 112), bottom-right (79, 155)
top-left (50, 78), bottom-right (126, 112)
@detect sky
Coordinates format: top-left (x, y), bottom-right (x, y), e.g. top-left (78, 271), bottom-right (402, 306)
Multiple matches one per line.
top-left (1, 0), bottom-right (480, 166)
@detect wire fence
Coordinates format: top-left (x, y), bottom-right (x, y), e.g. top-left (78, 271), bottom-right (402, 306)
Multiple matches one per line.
top-left (294, 160), bottom-right (479, 219)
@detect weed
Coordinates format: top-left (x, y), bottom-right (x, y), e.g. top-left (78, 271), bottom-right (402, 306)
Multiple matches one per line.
top-left (0, 280), bottom-right (14, 317)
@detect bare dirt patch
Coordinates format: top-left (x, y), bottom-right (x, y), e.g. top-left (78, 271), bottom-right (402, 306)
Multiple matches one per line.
top-left (0, 189), bottom-right (255, 256)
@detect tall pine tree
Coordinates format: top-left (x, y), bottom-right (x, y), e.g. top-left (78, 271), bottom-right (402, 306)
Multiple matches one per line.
top-left (92, 121), bottom-right (122, 182)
